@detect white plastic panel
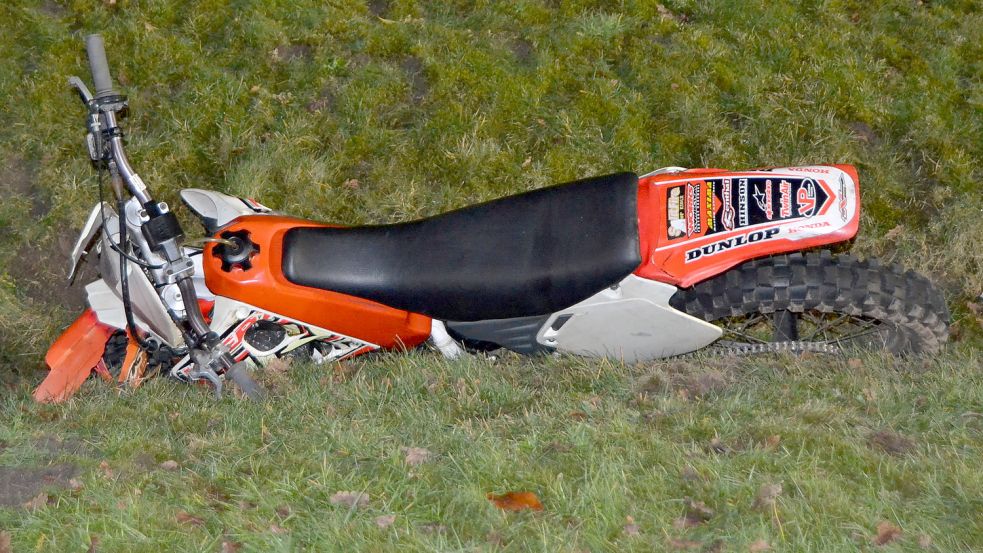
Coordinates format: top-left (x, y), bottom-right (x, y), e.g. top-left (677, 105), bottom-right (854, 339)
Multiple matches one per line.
top-left (536, 275), bottom-right (721, 362)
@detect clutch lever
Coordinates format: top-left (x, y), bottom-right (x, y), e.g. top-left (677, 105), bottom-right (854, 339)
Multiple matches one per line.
top-left (69, 76), bottom-right (94, 105)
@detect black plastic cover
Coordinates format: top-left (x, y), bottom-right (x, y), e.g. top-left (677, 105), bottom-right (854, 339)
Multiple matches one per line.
top-left (281, 172), bottom-right (641, 321)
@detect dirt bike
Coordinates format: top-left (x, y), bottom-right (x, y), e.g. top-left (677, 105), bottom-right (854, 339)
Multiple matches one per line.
top-left (34, 35), bottom-right (950, 403)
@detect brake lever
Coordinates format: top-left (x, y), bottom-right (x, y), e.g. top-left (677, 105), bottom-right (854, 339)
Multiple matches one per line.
top-left (69, 76), bottom-right (94, 105)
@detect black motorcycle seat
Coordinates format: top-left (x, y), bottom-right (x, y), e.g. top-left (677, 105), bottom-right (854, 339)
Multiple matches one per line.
top-left (281, 172), bottom-right (641, 321)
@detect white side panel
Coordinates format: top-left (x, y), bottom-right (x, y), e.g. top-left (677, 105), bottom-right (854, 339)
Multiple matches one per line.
top-left (536, 275), bottom-right (721, 362)
top-left (68, 202), bottom-right (113, 281)
top-left (179, 189), bottom-right (271, 229)
top-left (92, 210), bottom-right (184, 345)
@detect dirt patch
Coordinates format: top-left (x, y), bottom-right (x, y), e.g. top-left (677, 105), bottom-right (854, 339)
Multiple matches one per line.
top-left (5, 226), bottom-right (88, 310)
top-left (849, 121), bottom-right (881, 146)
top-left (34, 435), bottom-right (88, 456)
top-left (511, 38), bottom-right (536, 66)
top-left (0, 463), bottom-right (77, 507)
top-left (38, 0), bottom-right (68, 18)
top-left (0, 156), bottom-right (48, 218)
top-left (867, 429), bottom-right (916, 456)
top-left (368, 0), bottom-right (389, 17)
top-left (272, 44), bottom-right (312, 63)
top-left (636, 362), bottom-right (732, 399)
top-left (306, 86), bottom-right (336, 113)
top-left (401, 56), bottom-right (429, 104)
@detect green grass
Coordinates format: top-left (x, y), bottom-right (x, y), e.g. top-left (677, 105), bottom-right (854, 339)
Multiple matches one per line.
top-left (0, 0), bottom-right (981, 550)
top-left (2, 350), bottom-right (982, 551)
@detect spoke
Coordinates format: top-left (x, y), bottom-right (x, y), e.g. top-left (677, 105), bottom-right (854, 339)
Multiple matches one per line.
top-left (802, 313), bottom-right (850, 341)
top-left (722, 327), bottom-right (769, 344)
top-left (825, 325), bottom-right (884, 345)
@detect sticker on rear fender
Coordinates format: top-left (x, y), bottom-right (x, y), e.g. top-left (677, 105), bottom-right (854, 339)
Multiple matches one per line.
top-left (685, 228), bottom-right (781, 262)
top-left (665, 175), bottom-right (832, 241)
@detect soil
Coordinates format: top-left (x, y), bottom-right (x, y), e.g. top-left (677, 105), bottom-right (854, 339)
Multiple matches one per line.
top-left (0, 463), bottom-right (77, 507)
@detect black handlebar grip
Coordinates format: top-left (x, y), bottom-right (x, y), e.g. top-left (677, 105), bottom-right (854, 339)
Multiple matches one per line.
top-left (85, 34), bottom-right (116, 98)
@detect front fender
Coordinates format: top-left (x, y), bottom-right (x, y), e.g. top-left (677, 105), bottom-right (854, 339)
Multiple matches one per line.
top-left (33, 309), bottom-right (116, 403)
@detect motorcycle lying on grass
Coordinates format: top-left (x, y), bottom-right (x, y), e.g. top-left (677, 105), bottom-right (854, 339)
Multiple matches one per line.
top-left (35, 35), bottom-right (950, 403)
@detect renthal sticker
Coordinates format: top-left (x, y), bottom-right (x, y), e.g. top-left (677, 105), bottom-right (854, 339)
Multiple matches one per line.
top-left (685, 228), bottom-right (780, 262)
top-left (753, 180), bottom-right (773, 220)
top-left (705, 181), bottom-right (716, 232)
top-left (721, 178), bottom-right (735, 231)
top-left (666, 186), bottom-right (686, 239)
top-left (687, 182), bottom-right (702, 236)
top-left (779, 180), bottom-right (793, 218)
top-left (838, 174), bottom-right (849, 222)
top-left (738, 178), bottom-right (749, 227)
top-left (796, 179), bottom-right (817, 217)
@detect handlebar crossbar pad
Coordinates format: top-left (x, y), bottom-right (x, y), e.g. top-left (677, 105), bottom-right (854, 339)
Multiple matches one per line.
top-left (85, 34), bottom-right (116, 98)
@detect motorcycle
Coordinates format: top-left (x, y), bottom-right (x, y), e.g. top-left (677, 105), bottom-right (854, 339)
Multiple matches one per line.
top-left (34, 35), bottom-right (950, 403)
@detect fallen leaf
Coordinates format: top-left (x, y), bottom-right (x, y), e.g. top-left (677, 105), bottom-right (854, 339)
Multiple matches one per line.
top-left (680, 466), bottom-right (701, 481)
top-left (220, 538), bottom-right (241, 553)
top-left (23, 492), bottom-right (48, 511)
top-left (667, 537), bottom-right (702, 550)
top-left (343, 179), bottom-right (360, 190)
top-left (276, 504), bottom-right (292, 518)
top-left (159, 460), bottom-right (179, 471)
top-left (752, 483), bottom-right (783, 510)
top-left (176, 511), bottom-right (205, 526)
top-left (99, 460), bottom-right (114, 478)
top-left (685, 498), bottom-right (714, 521)
top-left (873, 521), bottom-right (902, 546)
top-left (623, 515), bottom-right (641, 536)
top-left (748, 539), bottom-right (771, 552)
top-left (87, 535), bottom-right (99, 553)
top-left (375, 514), bottom-right (396, 528)
top-left (568, 410), bottom-right (589, 421)
top-left (486, 530), bottom-right (505, 546)
top-left (868, 429), bottom-right (915, 456)
top-left (673, 498), bottom-right (714, 529)
top-left (401, 447), bottom-right (434, 467)
top-left (764, 435), bottom-right (781, 450)
top-left (708, 437), bottom-right (730, 454)
top-left (69, 478), bottom-right (84, 491)
top-left (522, 157), bottom-right (532, 168)
top-left (0, 532), bottom-right (9, 553)
top-left (487, 491), bottom-right (544, 511)
top-left (420, 522), bottom-right (447, 534)
top-left (330, 491), bottom-right (369, 509)
top-left (704, 540), bottom-right (725, 553)
top-left (269, 524), bottom-right (289, 535)
top-left (883, 225), bottom-right (903, 240)
top-left (917, 534), bottom-right (932, 549)
top-left (848, 357), bottom-right (863, 369)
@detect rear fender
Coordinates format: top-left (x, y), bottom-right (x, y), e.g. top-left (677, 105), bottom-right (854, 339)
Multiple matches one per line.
top-left (636, 165), bottom-right (860, 287)
top-left (33, 310), bottom-right (117, 403)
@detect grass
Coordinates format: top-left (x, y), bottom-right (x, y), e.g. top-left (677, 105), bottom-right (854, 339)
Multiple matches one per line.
top-left (0, 0), bottom-right (980, 550)
top-left (2, 350), bottom-right (982, 551)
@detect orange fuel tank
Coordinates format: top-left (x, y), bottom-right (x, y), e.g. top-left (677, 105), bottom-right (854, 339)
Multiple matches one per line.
top-left (202, 215), bottom-right (432, 350)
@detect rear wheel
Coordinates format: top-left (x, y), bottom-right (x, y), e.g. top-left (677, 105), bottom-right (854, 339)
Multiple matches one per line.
top-left (669, 251), bottom-right (949, 355)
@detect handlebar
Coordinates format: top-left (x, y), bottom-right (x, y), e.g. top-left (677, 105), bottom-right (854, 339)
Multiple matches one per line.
top-left (84, 34), bottom-right (116, 98)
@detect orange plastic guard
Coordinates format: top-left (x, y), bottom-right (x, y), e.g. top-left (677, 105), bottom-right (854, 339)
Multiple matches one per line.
top-left (33, 309), bottom-right (116, 403)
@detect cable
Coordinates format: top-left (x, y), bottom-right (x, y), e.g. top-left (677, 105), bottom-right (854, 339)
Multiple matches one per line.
top-left (98, 164), bottom-right (152, 351)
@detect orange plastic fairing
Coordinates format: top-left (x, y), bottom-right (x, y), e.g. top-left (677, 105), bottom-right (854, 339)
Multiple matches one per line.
top-left (203, 215), bottom-right (431, 350)
top-left (635, 165), bottom-right (861, 287)
top-left (34, 309), bottom-right (116, 403)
